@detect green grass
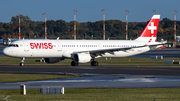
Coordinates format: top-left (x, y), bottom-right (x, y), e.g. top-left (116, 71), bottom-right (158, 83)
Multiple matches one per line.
top-left (0, 88), bottom-right (180, 101)
top-left (0, 56), bottom-right (180, 65)
top-left (0, 73), bottom-right (74, 83)
top-left (0, 56), bottom-right (42, 64)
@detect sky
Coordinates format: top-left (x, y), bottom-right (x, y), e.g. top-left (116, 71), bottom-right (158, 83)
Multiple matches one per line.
top-left (0, 0), bottom-right (180, 23)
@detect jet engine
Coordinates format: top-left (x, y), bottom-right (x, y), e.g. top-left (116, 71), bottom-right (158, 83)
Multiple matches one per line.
top-left (73, 53), bottom-right (91, 63)
top-left (44, 58), bottom-right (63, 63)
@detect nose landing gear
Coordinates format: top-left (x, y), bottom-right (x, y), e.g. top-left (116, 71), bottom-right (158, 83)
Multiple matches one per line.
top-left (20, 57), bottom-right (25, 66)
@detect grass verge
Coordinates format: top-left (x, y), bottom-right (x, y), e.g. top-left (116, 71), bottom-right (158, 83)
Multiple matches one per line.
top-left (0, 56), bottom-right (180, 65)
top-left (0, 73), bottom-right (75, 83)
top-left (0, 88), bottom-right (180, 101)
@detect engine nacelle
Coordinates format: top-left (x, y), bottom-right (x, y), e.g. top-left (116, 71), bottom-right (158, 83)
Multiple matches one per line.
top-left (73, 53), bottom-right (91, 63)
top-left (44, 58), bottom-right (62, 63)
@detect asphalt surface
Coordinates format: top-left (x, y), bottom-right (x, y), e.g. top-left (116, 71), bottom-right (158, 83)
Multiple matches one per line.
top-left (0, 65), bottom-right (180, 76)
top-left (1, 75), bottom-right (180, 89)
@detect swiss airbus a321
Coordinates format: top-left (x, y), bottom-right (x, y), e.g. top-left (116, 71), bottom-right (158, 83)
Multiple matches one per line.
top-left (3, 15), bottom-right (163, 66)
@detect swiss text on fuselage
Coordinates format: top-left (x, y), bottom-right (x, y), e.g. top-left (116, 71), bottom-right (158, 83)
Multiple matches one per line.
top-left (30, 43), bottom-right (53, 49)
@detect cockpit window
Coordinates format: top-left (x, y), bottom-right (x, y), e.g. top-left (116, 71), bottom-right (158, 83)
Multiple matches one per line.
top-left (8, 44), bottom-right (19, 47)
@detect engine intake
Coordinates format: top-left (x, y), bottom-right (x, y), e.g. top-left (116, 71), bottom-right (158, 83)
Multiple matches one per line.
top-left (73, 53), bottom-right (91, 63)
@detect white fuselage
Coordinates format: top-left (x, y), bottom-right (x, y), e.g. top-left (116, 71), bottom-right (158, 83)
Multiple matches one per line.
top-left (2, 15), bottom-right (161, 66)
top-left (3, 39), bottom-right (150, 58)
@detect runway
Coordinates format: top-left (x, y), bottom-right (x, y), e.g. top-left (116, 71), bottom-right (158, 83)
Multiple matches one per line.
top-left (1, 65), bottom-right (180, 76)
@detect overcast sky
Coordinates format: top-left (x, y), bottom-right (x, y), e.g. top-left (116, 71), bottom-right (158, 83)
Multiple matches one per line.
top-left (0, 0), bottom-right (179, 23)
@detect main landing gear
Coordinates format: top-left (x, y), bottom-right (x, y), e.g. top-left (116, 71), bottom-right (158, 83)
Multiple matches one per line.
top-left (91, 61), bottom-right (98, 66)
top-left (71, 60), bottom-right (98, 66)
top-left (20, 57), bottom-right (25, 66)
top-left (71, 61), bottom-right (78, 66)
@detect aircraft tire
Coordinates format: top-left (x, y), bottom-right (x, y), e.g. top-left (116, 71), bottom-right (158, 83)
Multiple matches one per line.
top-left (20, 63), bottom-right (24, 66)
top-left (91, 61), bottom-right (98, 66)
top-left (71, 61), bottom-right (78, 66)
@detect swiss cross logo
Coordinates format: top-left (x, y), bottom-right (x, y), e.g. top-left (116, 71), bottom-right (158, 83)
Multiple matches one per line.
top-left (148, 22), bottom-right (157, 34)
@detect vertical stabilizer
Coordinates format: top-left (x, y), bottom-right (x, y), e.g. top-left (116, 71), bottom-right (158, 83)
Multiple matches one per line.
top-left (136, 15), bottom-right (160, 43)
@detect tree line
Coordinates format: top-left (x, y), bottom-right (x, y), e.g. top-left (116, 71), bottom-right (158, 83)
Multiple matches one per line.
top-left (0, 14), bottom-right (179, 41)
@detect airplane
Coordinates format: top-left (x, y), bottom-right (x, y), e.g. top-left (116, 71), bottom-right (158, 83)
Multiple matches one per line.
top-left (3, 15), bottom-right (163, 66)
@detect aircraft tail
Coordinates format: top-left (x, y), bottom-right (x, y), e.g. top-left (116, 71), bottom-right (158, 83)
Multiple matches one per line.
top-left (135, 15), bottom-right (160, 43)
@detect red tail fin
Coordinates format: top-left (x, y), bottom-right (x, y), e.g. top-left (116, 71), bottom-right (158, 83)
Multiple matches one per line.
top-left (136, 15), bottom-right (160, 42)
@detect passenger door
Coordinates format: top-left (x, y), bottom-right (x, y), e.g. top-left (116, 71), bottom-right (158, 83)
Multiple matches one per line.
top-left (24, 42), bottom-right (29, 52)
top-left (57, 41), bottom-right (62, 52)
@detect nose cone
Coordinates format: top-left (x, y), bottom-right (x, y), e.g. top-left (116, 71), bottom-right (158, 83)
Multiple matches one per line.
top-left (3, 48), bottom-right (9, 56)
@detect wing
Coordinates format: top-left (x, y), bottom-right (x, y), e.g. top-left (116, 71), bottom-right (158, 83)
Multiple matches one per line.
top-left (89, 47), bottom-right (136, 57)
top-left (72, 42), bottom-right (165, 58)
top-left (73, 46), bottom-right (139, 58)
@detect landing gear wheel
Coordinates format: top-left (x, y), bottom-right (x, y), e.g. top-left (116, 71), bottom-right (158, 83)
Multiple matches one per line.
top-left (91, 61), bottom-right (98, 66)
top-left (20, 63), bottom-right (24, 66)
top-left (71, 61), bottom-right (78, 66)
top-left (20, 57), bottom-right (25, 66)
